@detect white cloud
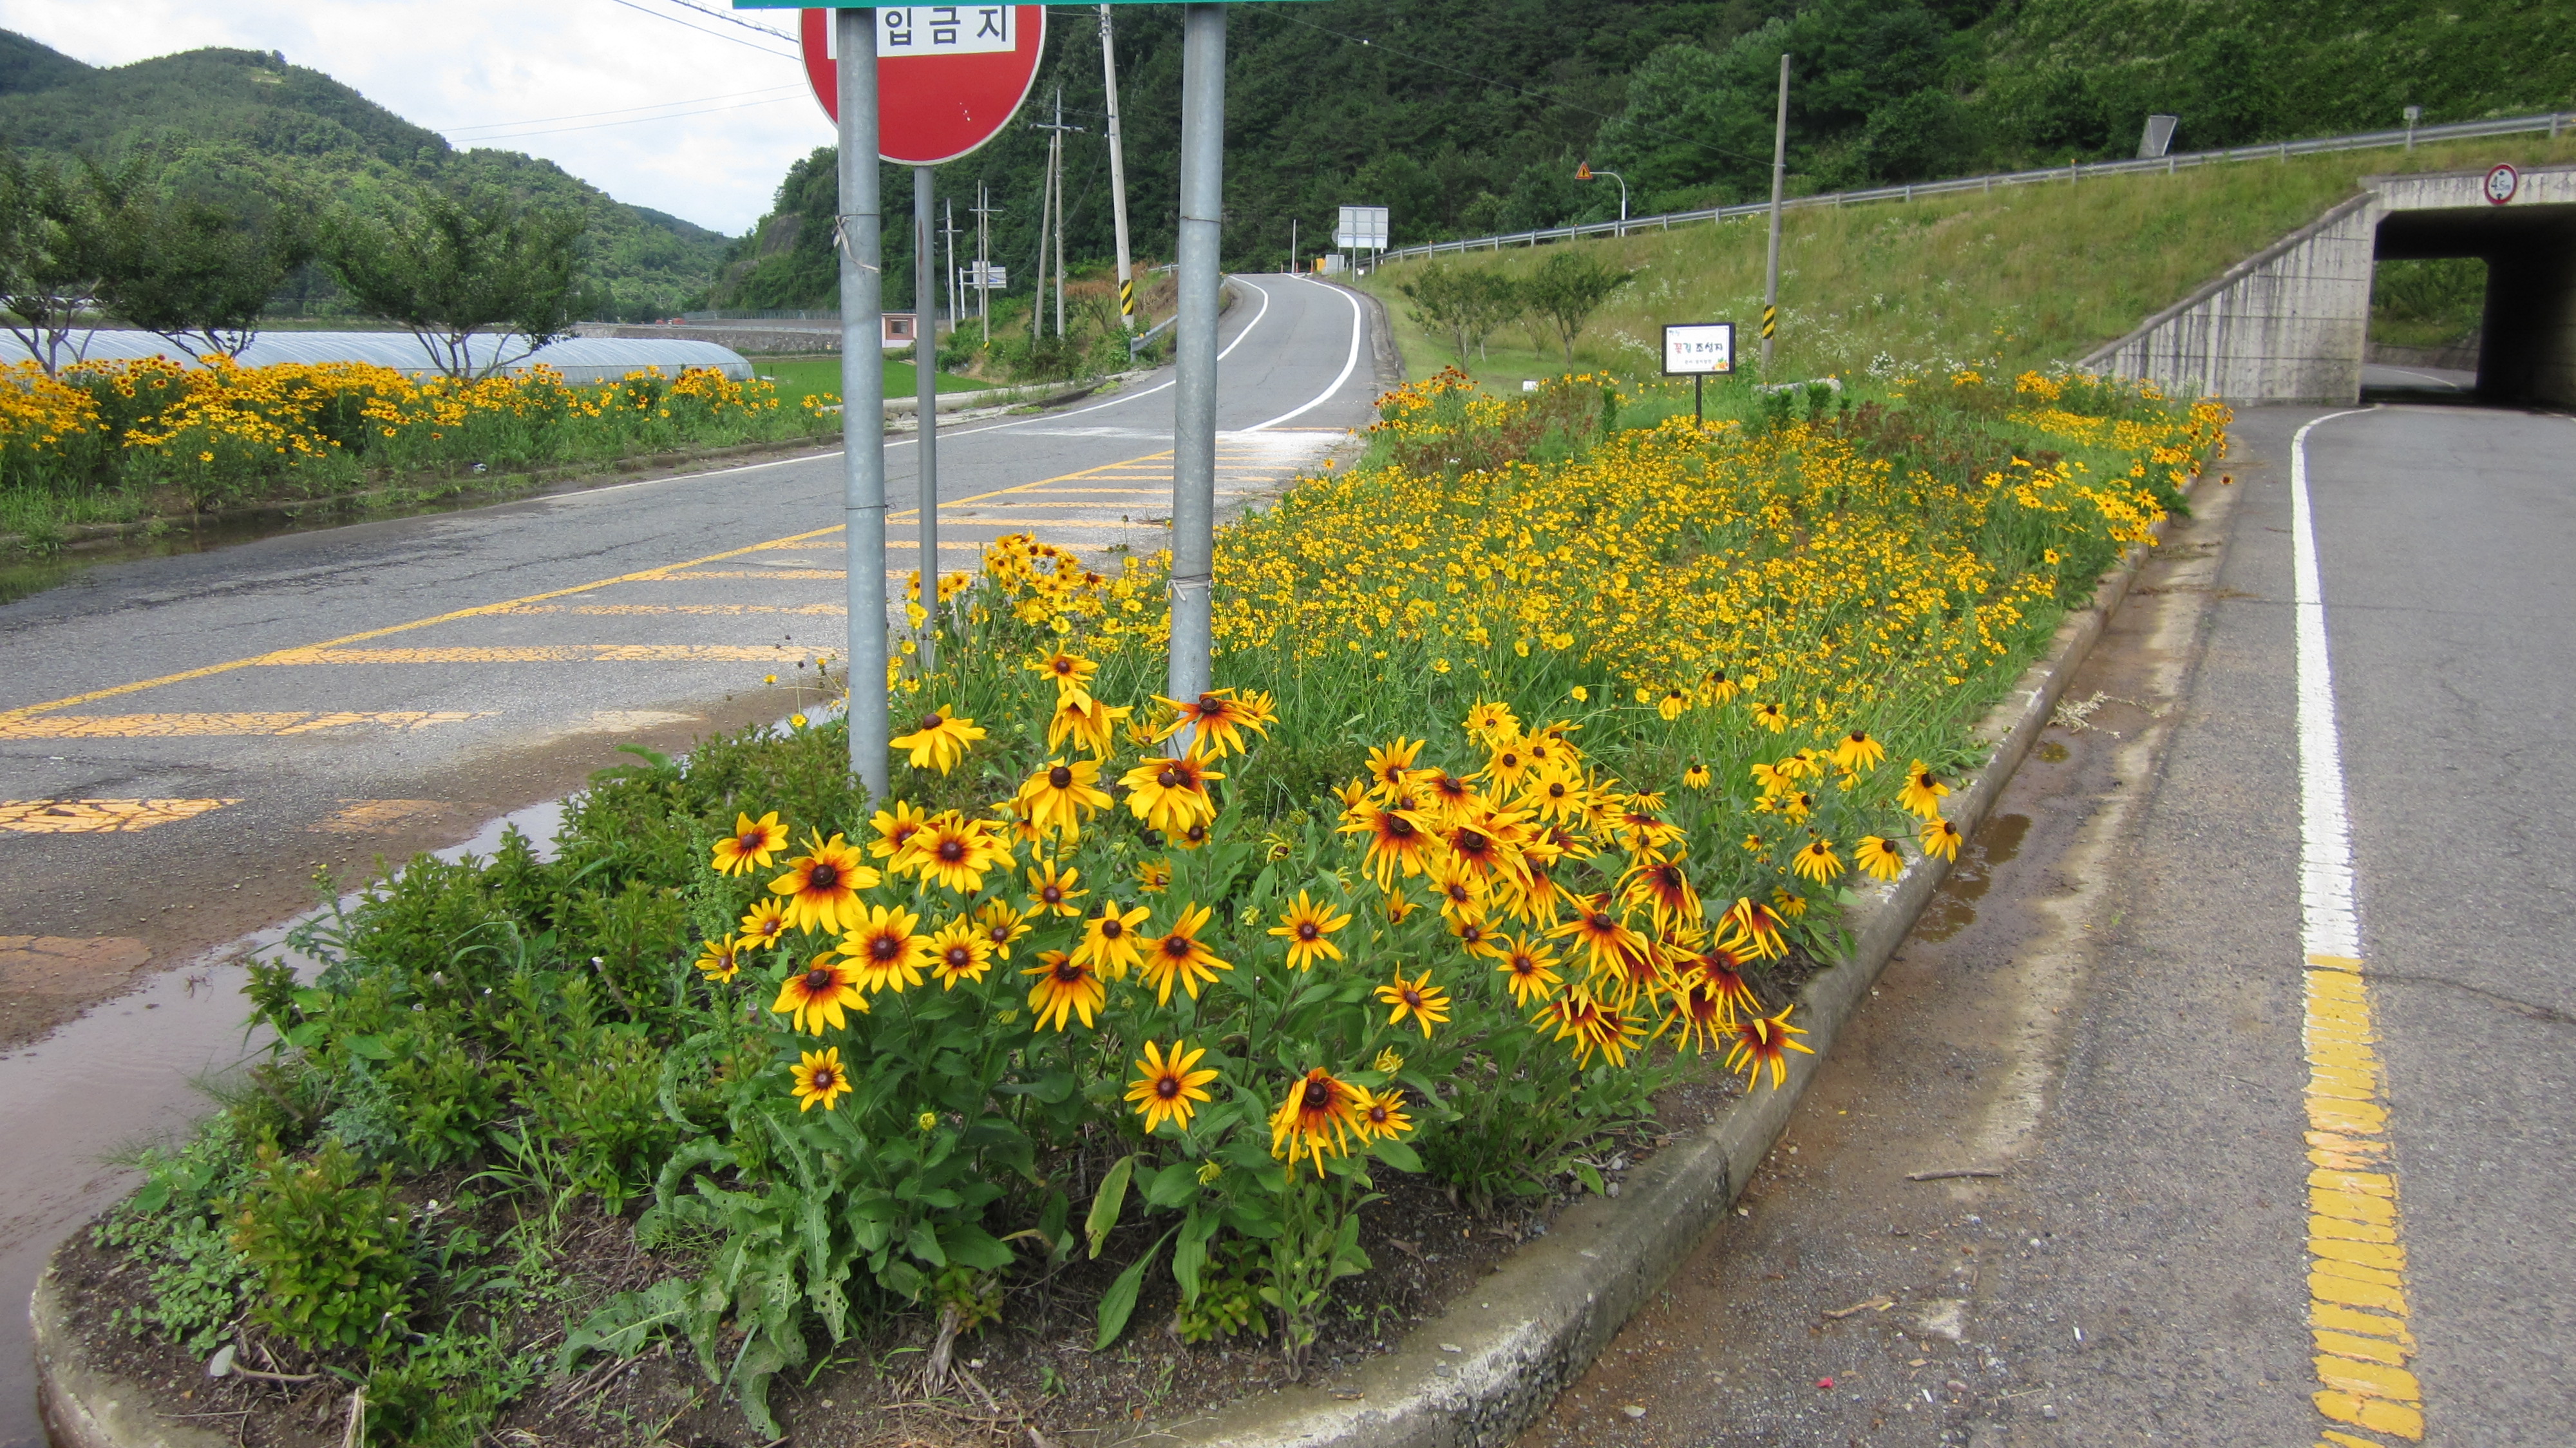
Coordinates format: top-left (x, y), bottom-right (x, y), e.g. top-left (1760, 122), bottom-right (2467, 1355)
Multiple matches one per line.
top-left (0, 0), bottom-right (838, 233)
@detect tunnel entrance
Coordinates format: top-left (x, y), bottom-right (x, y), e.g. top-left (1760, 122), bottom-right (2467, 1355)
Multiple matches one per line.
top-left (2374, 200), bottom-right (2576, 406)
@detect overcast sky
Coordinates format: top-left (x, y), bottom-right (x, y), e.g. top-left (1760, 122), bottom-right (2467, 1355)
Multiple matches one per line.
top-left (0, 0), bottom-right (837, 234)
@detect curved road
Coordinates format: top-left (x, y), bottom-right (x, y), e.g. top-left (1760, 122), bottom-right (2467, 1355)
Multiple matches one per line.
top-left (0, 273), bottom-right (1376, 1445)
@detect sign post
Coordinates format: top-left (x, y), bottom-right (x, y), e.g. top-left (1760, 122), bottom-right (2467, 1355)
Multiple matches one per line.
top-left (834, 9), bottom-right (888, 795)
top-left (1662, 322), bottom-right (1736, 427)
top-left (1167, 2), bottom-right (1226, 743)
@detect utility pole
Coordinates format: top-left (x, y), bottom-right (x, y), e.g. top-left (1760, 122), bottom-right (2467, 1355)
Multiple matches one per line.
top-left (835, 9), bottom-right (887, 794)
top-left (914, 164), bottom-right (940, 671)
top-left (1032, 90), bottom-right (1081, 341)
top-left (972, 184), bottom-right (1001, 343)
top-left (1031, 140), bottom-right (1052, 341)
top-left (1100, 5), bottom-right (1137, 334)
top-left (1289, 216), bottom-right (1296, 274)
top-left (1167, 3), bottom-right (1224, 745)
top-left (1761, 51), bottom-right (1790, 374)
top-left (943, 198), bottom-right (960, 340)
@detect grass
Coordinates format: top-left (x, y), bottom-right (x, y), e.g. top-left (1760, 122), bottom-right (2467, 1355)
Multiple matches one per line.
top-left (1359, 133), bottom-right (2576, 386)
top-left (753, 354), bottom-right (990, 409)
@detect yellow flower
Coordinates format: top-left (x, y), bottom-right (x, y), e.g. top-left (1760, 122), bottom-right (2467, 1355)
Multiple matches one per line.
top-left (1119, 744), bottom-right (1223, 836)
top-left (1374, 967), bottom-right (1452, 1038)
top-left (1920, 816), bottom-right (1964, 861)
top-left (1135, 858), bottom-right (1173, 894)
top-left (1026, 860), bottom-right (1087, 917)
top-left (1023, 949), bottom-right (1104, 1031)
top-left (739, 899), bottom-right (790, 946)
top-left (1790, 837), bottom-right (1843, 884)
top-left (899, 812), bottom-right (1013, 895)
top-left (1124, 1038), bottom-right (1220, 1134)
top-left (890, 706), bottom-right (985, 774)
top-left (837, 904), bottom-right (931, 995)
top-left (1075, 899), bottom-right (1153, 980)
top-left (1267, 890), bottom-right (1352, 971)
top-left (694, 934), bottom-right (744, 984)
top-left (790, 1047), bottom-right (853, 1111)
top-left (1269, 1067), bottom-right (1365, 1176)
top-left (1726, 1006), bottom-right (1815, 1089)
top-left (975, 899), bottom-right (1031, 958)
top-left (1372, 1046), bottom-right (1405, 1074)
top-left (1898, 761), bottom-right (1951, 819)
top-left (1832, 730), bottom-right (1886, 772)
top-left (710, 811), bottom-right (788, 877)
top-left (1855, 835), bottom-right (1908, 882)
top-left (1139, 902), bottom-right (1231, 1005)
top-left (1356, 1087), bottom-right (1414, 1142)
top-left (1569, 685), bottom-right (1589, 703)
top-left (1016, 757), bottom-right (1114, 840)
top-left (1682, 762), bottom-right (1712, 790)
top-left (772, 955), bottom-right (867, 1034)
top-left (926, 916), bottom-right (995, 989)
top-left (768, 832), bottom-right (880, 935)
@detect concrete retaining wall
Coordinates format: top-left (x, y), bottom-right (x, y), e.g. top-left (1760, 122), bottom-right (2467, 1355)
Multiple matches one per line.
top-left (2083, 164), bottom-right (2576, 405)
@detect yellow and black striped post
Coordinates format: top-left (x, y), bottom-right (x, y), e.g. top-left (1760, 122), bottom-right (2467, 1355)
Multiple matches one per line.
top-left (1761, 305), bottom-right (1776, 340)
top-left (1119, 278), bottom-right (1136, 318)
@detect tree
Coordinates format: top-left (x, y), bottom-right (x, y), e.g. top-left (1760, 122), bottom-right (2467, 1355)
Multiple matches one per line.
top-left (1522, 250), bottom-right (1633, 365)
top-left (0, 149), bottom-right (105, 377)
top-left (1397, 262), bottom-right (1476, 371)
top-left (325, 188), bottom-right (586, 379)
top-left (87, 161), bottom-right (317, 359)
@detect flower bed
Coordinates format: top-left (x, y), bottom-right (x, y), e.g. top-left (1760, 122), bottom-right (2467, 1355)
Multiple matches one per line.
top-left (66, 368), bottom-right (2224, 1445)
top-left (0, 356), bottom-right (830, 537)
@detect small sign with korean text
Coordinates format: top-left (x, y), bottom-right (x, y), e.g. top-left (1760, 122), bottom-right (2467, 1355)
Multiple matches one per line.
top-left (874, 6), bottom-right (1014, 56)
top-left (1662, 322), bottom-right (1735, 376)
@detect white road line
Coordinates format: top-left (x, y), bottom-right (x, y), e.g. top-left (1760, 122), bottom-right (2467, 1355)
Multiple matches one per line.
top-left (2291, 408), bottom-right (2374, 957)
top-left (1245, 276), bottom-right (1365, 432)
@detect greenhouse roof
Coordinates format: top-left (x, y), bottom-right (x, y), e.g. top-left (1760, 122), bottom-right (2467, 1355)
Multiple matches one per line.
top-left (0, 330), bottom-right (753, 385)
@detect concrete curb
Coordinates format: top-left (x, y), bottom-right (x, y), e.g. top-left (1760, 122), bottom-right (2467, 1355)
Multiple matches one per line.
top-left (1150, 499), bottom-right (2177, 1448)
top-left (27, 492), bottom-right (2180, 1448)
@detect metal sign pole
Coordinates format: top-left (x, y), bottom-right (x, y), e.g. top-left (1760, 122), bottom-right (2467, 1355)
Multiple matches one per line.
top-left (1761, 52), bottom-right (1789, 373)
top-left (1101, 5), bottom-right (1136, 333)
top-left (1166, 1), bottom-right (1225, 746)
top-left (915, 164), bottom-right (940, 672)
top-left (838, 8), bottom-right (889, 795)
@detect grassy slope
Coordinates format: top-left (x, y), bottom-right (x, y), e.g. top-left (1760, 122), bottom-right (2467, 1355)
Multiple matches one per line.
top-left (1359, 133), bottom-right (2576, 388)
top-left (755, 357), bottom-right (988, 409)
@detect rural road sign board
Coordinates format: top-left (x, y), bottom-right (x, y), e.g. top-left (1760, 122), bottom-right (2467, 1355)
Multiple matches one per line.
top-left (1662, 322), bottom-right (1736, 375)
top-left (791, 6), bottom-right (1046, 164)
top-left (2485, 164), bottom-right (2520, 204)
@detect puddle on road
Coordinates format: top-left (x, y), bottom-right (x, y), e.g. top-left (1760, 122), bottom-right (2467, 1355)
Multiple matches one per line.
top-left (0, 797), bottom-right (564, 1446)
top-left (1911, 812), bottom-right (2031, 942)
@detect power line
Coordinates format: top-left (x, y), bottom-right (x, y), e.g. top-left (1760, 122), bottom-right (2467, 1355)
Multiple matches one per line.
top-left (443, 84), bottom-right (804, 135)
top-left (649, 0), bottom-right (797, 43)
top-left (602, 0), bottom-right (799, 60)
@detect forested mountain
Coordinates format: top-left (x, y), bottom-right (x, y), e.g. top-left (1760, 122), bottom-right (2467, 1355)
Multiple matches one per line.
top-left (710, 0), bottom-right (2575, 312)
top-left (0, 32), bottom-right (731, 320)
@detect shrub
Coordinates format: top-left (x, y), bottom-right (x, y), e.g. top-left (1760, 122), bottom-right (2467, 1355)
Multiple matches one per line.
top-left (230, 1137), bottom-right (415, 1354)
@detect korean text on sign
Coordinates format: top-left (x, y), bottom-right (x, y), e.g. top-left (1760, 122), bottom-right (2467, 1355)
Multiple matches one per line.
top-left (881, 6), bottom-right (1014, 55)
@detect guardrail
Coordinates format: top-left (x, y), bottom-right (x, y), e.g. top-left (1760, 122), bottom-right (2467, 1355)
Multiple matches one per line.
top-left (1379, 111), bottom-right (2576, 264)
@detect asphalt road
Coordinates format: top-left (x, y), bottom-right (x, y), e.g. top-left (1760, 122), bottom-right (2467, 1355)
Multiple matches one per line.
top-left (0, 273), bottom-right (1376, 1446)
top-left (1517, 401), bottom-right (2575, 1447)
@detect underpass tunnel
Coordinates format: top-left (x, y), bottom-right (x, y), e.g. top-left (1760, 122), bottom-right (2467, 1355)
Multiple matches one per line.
top-left (2374, 203), bottom-right (2576, 406)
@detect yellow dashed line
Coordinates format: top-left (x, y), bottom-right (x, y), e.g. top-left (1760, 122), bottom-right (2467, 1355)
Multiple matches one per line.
top-left (0, 799), bottom-right (238, 833)
top-left (2304, 952), bottom-right (2423, 1444)
top-left (257, 645), bottom-right (811, 665)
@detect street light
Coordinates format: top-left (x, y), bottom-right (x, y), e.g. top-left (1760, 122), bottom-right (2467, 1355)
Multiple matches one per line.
top-left (1576, 162), bottom-right (1627, 238)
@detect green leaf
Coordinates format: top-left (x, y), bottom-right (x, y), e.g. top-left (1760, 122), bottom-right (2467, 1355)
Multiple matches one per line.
top-left (904, 1220), bottom-right (946, 1269)
top-left (1370, 1138), bottom-right (1424, 1174)
top-left (1173, 1206), bottom-right (1222, 1303)
top-left (1573, 1161), bottom-right (1606, 1196)
top-left (1094, 1227), bottom-right (1179, 1350)
top-left (938, 1221), bottom-right (1015, 1271)
top-left (1084, 1154), bottom-right (1135, 1260)
top-left (1142, 1160), bottom-right (1202, 1208)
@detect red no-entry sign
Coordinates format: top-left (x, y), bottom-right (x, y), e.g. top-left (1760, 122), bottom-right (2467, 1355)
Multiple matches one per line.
top-left (798, 6), bottom-right (1046, 166)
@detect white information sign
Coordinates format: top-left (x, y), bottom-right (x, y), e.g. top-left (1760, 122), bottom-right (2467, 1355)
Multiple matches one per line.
top-left (961, 263), bottom-right (1009, 289)
top-left (820, 7), bottom-right (1016, 57)
top-left (1334, 204), bottom-right (1388, 251)
top-left (1662, 322), bottom-right (1735, 376)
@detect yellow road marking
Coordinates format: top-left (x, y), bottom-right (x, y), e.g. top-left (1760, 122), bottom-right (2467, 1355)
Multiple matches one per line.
top-left (257, 645), bottom-right (812, 665)
top-left (2303, 952), bottom-right (2423, 1444)
top-left (0, 710), bottom-right (488, 739)
top-left (0, 799), bottom-right (238, 832)
top-left (309, 799), bottom-right (450, 834)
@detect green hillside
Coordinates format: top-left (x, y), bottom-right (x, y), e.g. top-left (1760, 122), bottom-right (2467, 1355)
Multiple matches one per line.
top-left (0, 33), bottom-right (730, 320)
top-left (712, 0), bottom-right (2574, 310)
top-left (1359, 131), bottom-right (2576, 388)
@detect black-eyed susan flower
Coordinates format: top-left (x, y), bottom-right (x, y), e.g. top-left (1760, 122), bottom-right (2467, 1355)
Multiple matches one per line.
top-left (1482, 741), bottom-right (1535, 792)
top-left (1723, 897), bottom-right (1789, 961)
top-left (1855, 835), bottom-right (1908, 882)
top-left (1119, 745), bottom-right (1222, 835)
top-left (837, 903), bottom-right (931, 995)
top-left (710, 811), bottom-right (788, 877)
top-left (1269, 1067), bottom-right (1365, 1176)
top-left (1622, 855), bottom-right (1701, 929)
top-left (1026, 860), bottom-right (1086, 917)
top-left (1920, 816), bottom-right (1964, 861)
top-left (773, 955), bottom-right (867, 1033)
top-left (1750, 701), bottom-right (1788, 733)
top-left (1790, 837), bottom-right (1844, 884)
top-left (695, 934), bottom-right (744, 984)
top-left (1342, 802), bottom-right (1436, 890)
top-left (1770, 886), bottom-right (1808, 919)
top-left (927, 917), bottom-right (994, 989)
top-left (1549, 895), bottom-right (1646, 976)
top-left (1496, 937), bottom-right (1563, 1007)
top-left (1375, 967), bottom-right (1452, 1037)
top-left (1363, 738), bottom-right (1428, 799)
top-left (892, 707), bottom-right (986, 775)
top-left (868, 801), bottom-right (932, 869)
top-left (1661, 980), bottom-right (1736, 1054)
top-left (769, 832), bottom-right (878, 935)
top-left (1463, 700), bottom-right (1518, 745)
top-left (1726, 1006), bottom-right (1814, 1089)
top-left (1155, 687), bottom-right (1274, 757)
top-left (1016, 757), bottom-right (1113, 840)
top-left (1028, 648), bottom-right (1098, 705)
top-left (1832, 730), bottom-right (1886, 772)
top-left (739, 898), bottom-right (790, 948)
top-left (1140, 902), bottom-right (1231, 1005)
top-left (790, 1046), bottom-right (853, 1111)
top-left (1046, 692), bottom-right (1128, 758)
top-left (976, 899), bottom-right (1030, 958)
top-left (1023, 949), bottom-right (1104, 1031)
top-left (1449, 913), bottom-right (1509, 960)
top-left (1357, 1087), bottom-right (1414, 1142)
top-left (1135, 858), bottom-right (1172, 893)
top-left (1124, 1038), bottom-right (1220, 1134)
top-left (1899, 761), bottom-right (1951, 819)
top-left (1267, 890), bottom-right (1350, 971)
top-left (1657, 688), bottom-right (1689, 721)
top-left (1075, 899), bottom-right (1151, 980)
top-left (901, 812), bottom-right (1012, 895)
top-left (1683, 762), bottom-right (1712, 790)
top-left (1675, 940), bottom-right (1759, 1021)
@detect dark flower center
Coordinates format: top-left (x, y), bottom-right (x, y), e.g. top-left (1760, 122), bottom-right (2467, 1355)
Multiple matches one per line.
top-left (945, 946), bottom-right (972, 967)
top-left (1043, 885), bottom-right (1065, 904)
top-left (1161, 937), bottom-right (1192, 960)
top-left (938, 839), bottom-right (966, 862)
top-left (737, 831), bottom-right (761, 850)
top-left (1049, 765), bottom-right (1074, 788)
top-left (811, 1068), bottom-right (837, 1091)
top-left (1198, 692), bottom-right (1223, 713)
top-left (1500, 754), bottom-right (1520, 770)
top-left (920, 713), bottom-right (945, 731)
top-left (870, 936), bottom-right (902, 961)
top-left (1185, 824), bottom-right (1208, 843)
top-left (1054, 960), bottom-right (1084, 982)
top-left (1100, 919), bottom-right (1124, 939)
top-left (1157, 767), bottom-right (1181, 788)
top-left (807, 863), bottom-right (840, 890)
top-left (1387, 817), bottom-right (1417, 839)
top-left (1297, 922), bottom-right (1319, 940)
top-left (1302, 1079), bottom-right (1333, 1110)
top-left (1458, 832), bottom-right (1490, 856)
top-left (1156, 1076), bottom-right (1180, 1098)
top-left (804, 967), bottom-right (834, 991)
